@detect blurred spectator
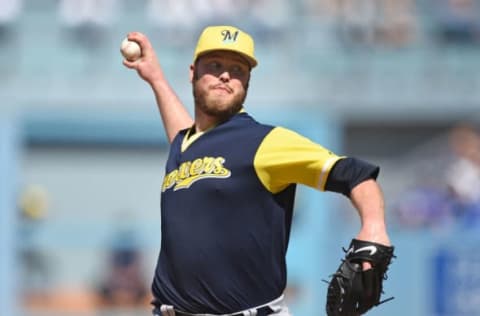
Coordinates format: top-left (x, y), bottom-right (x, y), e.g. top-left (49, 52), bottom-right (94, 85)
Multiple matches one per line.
top-left (375, 0), bottom-right (417, 48)
top-left (444, 123), bottom-right (480, 225)
top-left (18, 185), bottom-right (52, 299)
top-left (96, 230), bottom-right (148, 307)
top-left (336, 0), bottom-right (377, 47)
top-left (433, 0), bottom-right (480, 45)
top-left (393, 123), bottom-right (480, 230)
top-left (58, 0), bottom-right (120, 51)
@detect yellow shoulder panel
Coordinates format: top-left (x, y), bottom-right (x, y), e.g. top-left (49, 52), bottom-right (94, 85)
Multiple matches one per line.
top-left (254, 127), bottom-right (343, 193)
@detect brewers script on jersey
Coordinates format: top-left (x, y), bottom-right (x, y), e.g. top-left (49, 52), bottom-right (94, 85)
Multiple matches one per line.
top-left (152, 111), bottom-right (343, 314)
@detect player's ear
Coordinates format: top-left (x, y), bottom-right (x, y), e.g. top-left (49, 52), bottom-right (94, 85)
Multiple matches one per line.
top-left (189, 64), bottom-right (195, 83)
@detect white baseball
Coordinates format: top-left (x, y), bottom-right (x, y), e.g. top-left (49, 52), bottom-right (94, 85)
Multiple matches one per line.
top-left (121, 38), bottom-right (142, 61)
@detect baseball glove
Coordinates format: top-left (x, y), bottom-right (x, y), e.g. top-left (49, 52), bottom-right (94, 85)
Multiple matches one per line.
top-left (326, 239), bottom-right (395, 316)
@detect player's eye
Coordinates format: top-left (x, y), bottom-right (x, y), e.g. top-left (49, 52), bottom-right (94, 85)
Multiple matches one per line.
top-left (230, 65), bottom-right (247, 77)
top-left (207, 61), bottom-right (222, 72)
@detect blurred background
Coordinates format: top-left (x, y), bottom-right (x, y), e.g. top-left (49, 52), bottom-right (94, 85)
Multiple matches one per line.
top-left (1, 0), bottom-right (480, 315)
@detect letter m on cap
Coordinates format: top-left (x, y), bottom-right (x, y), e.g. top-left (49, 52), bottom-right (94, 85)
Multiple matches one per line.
top-left (221, 30), bottom-right (239, 43)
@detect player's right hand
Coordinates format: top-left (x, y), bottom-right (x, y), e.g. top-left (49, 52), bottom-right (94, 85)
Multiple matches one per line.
top-left (122, 32), bottom-right (165, 85)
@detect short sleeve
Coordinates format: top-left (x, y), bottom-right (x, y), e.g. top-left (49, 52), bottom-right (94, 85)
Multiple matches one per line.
top-left (253, 127), bottom-right (343, 193)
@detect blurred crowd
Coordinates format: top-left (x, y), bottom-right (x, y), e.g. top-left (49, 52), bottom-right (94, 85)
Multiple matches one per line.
top-left (1, 0), bottom-right (480, 80)
top-left (1, 0), bottom-right (480, 51)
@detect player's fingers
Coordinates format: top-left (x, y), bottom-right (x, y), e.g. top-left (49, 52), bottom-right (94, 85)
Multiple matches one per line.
top-left (362, 261), bottom-right (372, 270)
top-left (127, 32), bottom-right (153, 51)
top-left (123, 59), bottom-right (139, 69)
top-left (127, 31), bottom-right (144, 40)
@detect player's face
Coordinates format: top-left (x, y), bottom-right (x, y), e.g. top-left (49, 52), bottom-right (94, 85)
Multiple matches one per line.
top-left (191, 51), bottom-right (250, 120)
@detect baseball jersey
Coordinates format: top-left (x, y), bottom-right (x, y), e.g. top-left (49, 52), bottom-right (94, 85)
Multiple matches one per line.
top-left (151, 112), bottom-right (342, 314)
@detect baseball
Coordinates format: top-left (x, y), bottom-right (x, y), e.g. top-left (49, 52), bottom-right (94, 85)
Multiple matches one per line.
top-left (121, 38), bottom-right (142, 61)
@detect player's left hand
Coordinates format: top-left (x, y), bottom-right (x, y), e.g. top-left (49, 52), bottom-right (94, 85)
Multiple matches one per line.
top-left (325, 239), bottom-right (395, 316)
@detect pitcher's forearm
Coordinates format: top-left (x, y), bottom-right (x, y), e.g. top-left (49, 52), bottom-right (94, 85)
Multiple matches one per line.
top-left (150, 79), bottom-right (193, 143)
top-left (350, 179), bottom-right (391, 246)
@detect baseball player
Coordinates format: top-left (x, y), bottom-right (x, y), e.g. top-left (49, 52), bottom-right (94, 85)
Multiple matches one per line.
top-left (123, 26), bottom-right (392, 316)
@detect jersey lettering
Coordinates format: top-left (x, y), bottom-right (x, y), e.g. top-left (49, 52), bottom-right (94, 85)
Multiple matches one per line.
top-left (162, 156), bottom-right (231, 192)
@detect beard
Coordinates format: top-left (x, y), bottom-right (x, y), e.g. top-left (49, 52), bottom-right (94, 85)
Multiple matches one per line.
top-left (193, 80), bottom-right (248, 122)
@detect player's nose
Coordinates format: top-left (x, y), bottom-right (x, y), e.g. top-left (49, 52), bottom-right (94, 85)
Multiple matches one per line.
top-left (218, 71), bottom-right (231, 82)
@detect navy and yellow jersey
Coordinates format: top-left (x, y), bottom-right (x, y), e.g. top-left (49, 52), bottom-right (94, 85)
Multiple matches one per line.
top-left (151, 112), bottom-right (374, 314)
